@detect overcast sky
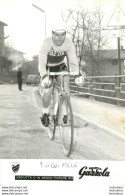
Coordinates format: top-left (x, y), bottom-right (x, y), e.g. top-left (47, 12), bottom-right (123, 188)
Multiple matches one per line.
top-left (0, 0), bottom-right (125, 60)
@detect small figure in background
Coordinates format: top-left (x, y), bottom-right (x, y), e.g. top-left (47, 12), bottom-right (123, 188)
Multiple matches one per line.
top-left (17, 67), bottom-right (23, 91)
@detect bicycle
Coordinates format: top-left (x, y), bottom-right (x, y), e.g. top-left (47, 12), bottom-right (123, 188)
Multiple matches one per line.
top-left (46, 70), bottom-right (80, 156)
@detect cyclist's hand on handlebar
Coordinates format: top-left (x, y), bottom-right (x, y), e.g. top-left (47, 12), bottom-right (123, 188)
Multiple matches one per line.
top-left (40, 75), bottom-right (52, 88)
top-left (75, 70), bottom-right (85, 87)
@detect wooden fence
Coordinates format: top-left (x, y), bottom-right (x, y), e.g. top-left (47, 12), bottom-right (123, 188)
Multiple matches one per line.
top-left (70, 75), bottom-right (125, 106)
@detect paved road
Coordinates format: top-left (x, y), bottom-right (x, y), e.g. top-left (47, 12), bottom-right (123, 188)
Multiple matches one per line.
top-left (0, 84), bottom-right (125, 160)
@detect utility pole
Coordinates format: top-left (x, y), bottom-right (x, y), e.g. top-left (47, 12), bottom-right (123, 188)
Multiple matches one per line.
top-left (117, 37), bottom-right (121, 75)
top-left (32, 4), bottom-right (46, 37)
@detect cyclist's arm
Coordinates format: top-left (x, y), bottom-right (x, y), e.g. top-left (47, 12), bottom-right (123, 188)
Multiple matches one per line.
top-left (38, 39), bottom-right (48, 78)
top-left (66, 38), bottom-right (79, 74)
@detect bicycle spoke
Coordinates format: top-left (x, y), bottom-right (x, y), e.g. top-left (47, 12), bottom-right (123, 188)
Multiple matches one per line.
top-left (48, 97), bottom-right (56, 140)
top-left (48, 115), bottom-right (55, 140)
top-left (59, 97), bottom-right (74, 156)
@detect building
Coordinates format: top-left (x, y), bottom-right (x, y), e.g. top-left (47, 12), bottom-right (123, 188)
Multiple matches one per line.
top-left (99, 49), bottom-right (125, 76)
top-left (0, 21), bottom-right (8, 80)
top-left (82, 49), bottom-right (125, 77)
top-left (0, 21), bottom-right (7, 55)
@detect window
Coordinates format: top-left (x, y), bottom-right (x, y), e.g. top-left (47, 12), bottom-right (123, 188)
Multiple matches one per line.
top-left (112, 59), bottom-right (118, 65)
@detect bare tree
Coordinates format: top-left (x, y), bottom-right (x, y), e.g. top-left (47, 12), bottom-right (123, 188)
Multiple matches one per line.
top-left (62, 4), bottom-right (110, 76)
top-left (5, 39), bottom-right (15, 49)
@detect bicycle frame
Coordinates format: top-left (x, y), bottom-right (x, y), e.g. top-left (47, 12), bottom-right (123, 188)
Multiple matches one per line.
top-left (48, 71), bottom-right (78, 113)
top-left (48, 70), bottom-right (80, 91)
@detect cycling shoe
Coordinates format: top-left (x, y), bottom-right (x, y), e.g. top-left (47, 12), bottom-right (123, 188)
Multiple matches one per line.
top-left (63, 115), bottom-right (68, 124)
top-left (40, 113), bottom-right (50, 127)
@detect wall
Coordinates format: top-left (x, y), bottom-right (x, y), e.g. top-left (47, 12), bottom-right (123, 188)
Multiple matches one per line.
top-left (0, 24), bottom-right (4, 55)
top-left (0, 24), bottom-right (4, 79)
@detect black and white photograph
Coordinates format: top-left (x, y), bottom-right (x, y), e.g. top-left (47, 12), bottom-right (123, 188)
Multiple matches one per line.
top-left (0, 0), bottom-right (125, 193)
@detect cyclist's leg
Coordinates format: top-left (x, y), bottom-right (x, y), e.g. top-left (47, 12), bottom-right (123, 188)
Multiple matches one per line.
top-left (64, 75), bottom-right (70, 96)
top-left (62, 75), bottom-right (70, 123)
top-left (50, 65), bottom-right (60, 117)
top-left (41, 86), bottom-right (53, 112)
top-left (59, 62), bottom-right (70, 96)
top-left (56, 62), bottom-right (70, 123)
top-left (53, 85), bottom-right (58, 115)
top-left (40, 84), bottom-right (53, 127)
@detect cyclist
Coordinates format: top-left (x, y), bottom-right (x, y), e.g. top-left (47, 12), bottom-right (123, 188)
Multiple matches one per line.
top-left (38, 24), bottom-right (80, 127)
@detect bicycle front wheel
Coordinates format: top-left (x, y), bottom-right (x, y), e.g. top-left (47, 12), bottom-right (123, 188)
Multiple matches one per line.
top-left (59, 96), bottom-right (74, 156)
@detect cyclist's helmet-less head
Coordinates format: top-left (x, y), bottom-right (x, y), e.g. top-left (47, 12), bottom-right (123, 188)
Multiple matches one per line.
top-left (52, 23), bottom-right (66, 46)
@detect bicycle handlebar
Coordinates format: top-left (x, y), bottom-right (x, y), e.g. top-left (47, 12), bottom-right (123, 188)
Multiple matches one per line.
top-left (48, 71), bottom-right (81, 76)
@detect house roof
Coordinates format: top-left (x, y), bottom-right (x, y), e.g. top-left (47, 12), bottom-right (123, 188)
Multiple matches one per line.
top-left (99, 49), bottom-right (125, 60)
top-left (0, 21), bottom-right (8, 26)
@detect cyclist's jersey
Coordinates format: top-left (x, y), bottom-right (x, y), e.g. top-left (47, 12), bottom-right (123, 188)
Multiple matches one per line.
top-left (38, 37), bottom-right (79, 76)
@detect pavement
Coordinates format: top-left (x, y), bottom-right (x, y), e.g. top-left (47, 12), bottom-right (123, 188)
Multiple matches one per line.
top-left (1, 82), bottom-right (125, 140)
top-left (71, 95), bottom-right (125, 140)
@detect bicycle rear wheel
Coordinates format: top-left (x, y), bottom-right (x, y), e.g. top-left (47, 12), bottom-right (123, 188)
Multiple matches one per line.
top-left (59, 96), bottom-right (74, 156)
top-left (48, 96), bottom-right (56, 140)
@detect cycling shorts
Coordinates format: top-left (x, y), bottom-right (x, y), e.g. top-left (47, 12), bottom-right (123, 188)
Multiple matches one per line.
top-left (47, 63), bottom-right (67, 72)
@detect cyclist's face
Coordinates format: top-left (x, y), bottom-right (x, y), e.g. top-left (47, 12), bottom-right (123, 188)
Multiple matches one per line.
top-left (52, 31), bottom-right (66, 46)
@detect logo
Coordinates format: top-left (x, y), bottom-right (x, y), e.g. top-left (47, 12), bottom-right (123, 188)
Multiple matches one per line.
top-left (12, 162), bottom-right (20, 174)
top-left (48, 47), bottom-right (66, 57)
top-left (79, 166), bottom-right (110, 179)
